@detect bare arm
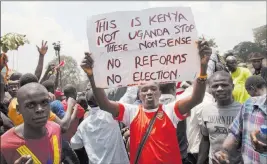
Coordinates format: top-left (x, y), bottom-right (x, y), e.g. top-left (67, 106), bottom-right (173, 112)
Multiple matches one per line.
top-left (34, 54), bottom-right (44, 80)
top-left (39, 65), bottom-right (54, 83)
top-left (177, 40), bottom-right (212, 115)
top-left (70, 106), bottom-right (79, 123)
top-left (39, 68), bottom-right (51, 84)
top-left (222, 133), bottom-right (240, 152)
top-left (88, 75), bottom-right (120, 117)
top-left (178, 79), bottom-right (206, 115)
top-left (35, 40), bottom-right (48, 80)
top-left (54, 98), bottom-right (76, 133)
top-left (54, 69), bottom-right (60, 89)
top-left (197, 135), bottom-right (210, 164)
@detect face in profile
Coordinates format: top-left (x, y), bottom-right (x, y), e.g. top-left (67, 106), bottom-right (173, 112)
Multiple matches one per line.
top-left (139, 83), bottom-right (161, 109)
top-left (17, 84), bottom-right (51, 128)
top-left (210, 75), bottom-right (234, 102)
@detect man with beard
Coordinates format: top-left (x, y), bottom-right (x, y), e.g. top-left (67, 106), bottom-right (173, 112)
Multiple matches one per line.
top-left (197, 71), bottom-right (243, 164)
top-left (80, 39), bottom-right (211, 164)
top-left (1, 82), bottom-right (76, 164)
top-left (226, 56), bottom-right (251, 103)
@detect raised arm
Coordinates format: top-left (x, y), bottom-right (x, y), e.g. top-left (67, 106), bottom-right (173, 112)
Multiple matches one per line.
top-left (35, 40), bottom-right (48, 80)
top-left (54, 68), bottom-right (60, 89)
top-left (53, 97), bottom-right (76, 133)
top-left (80, 53), bottom-right (120, 117)
top-left (39, 64), bottom-right (55, 83)
top-left (177, 40), bottom-right (212, 115)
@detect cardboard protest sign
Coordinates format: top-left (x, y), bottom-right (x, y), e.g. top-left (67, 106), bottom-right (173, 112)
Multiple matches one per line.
top-left (87, 7), bottom-right (200, 88)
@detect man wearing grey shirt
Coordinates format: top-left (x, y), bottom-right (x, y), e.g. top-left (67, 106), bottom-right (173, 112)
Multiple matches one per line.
top-left (197, 71), bottom-right (243, 164)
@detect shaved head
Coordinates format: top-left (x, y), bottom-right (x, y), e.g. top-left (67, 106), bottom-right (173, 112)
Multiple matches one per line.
top-left (225, 56), bottom-right (237, 62)
top-left (17, 82), bottom-right (49, 103)
top-left (226, 56), bottom-right (238, 72)
top-left (17, 82), bottom-right (50, 128)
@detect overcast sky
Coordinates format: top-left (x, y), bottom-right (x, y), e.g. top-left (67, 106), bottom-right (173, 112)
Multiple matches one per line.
top-left (1, 1), bottom-right (266, 73)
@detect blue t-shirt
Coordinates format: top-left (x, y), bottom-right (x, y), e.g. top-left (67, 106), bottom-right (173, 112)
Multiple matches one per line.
top-left (50, 100), bottom-right (65, 119)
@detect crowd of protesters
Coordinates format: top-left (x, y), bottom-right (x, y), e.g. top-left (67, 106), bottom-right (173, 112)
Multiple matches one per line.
top-left (0, 39), bottom-right (266, 164)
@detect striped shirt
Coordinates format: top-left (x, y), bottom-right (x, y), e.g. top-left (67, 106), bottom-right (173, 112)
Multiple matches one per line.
top-left (229, 94), bottom-right (267, 164)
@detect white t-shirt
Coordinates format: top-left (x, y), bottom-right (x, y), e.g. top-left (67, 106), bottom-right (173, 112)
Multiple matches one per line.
top-left (70, 107), bottom-right (129, 164)
top-left (201, 101), bottom-right (243, 164)
top-left (176, 86), bottom-right (214, 154)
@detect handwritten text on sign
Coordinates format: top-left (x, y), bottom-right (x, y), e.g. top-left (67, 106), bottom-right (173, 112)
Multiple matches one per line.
top-left (87, 7), bottom-right (200, 88)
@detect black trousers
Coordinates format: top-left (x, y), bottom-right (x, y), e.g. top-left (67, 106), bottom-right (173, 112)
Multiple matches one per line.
top-left (75, 147), bottom-right (89, 164)
top-left (61, 140), bottom-right (80, 164)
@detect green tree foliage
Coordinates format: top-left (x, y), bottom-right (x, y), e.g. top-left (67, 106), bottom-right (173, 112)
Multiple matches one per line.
top-left (233, 41), bottom-right (263, 62)
top-left (0, 33), bottom-right (29, 53)
top-left (253, 25), bottom-right (266, 47)
top-left (48, 55), bottom-right (81, 88)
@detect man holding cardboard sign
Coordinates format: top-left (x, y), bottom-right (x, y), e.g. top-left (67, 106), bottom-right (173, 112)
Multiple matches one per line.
top-left (83, 7), bottom-right (211, 164)
top-left (80, 36), bottom-right (211, 164)
top-left (87, 7), bottom-right (201, 88)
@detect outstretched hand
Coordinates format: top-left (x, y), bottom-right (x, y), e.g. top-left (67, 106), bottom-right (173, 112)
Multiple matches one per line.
top-left (80, 52), bottom-right (94, 76)
top-left (36, 40), bottom-right (48, 56)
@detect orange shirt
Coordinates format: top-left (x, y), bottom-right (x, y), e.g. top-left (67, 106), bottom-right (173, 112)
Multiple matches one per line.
top-left (116, 102), bottom-right (187, 164)
top-left (8, 98), bottom-right (57, 126)
top-left (0, 121), bottom-right (61, 164)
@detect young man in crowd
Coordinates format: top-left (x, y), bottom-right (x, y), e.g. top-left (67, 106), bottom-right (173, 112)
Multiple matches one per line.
top-left (1, 82), bottom-right (76, 163)
top-left (71, 89), bottom-right (129, 164)
top-left (197, 71), bottom-right (243, 164)
top-left (7, 72), bottom-right (22, 98)
top-left (249, 52), bottom-right (266, 76)
top-left (80, 39), bottom-right (212, 164)
top-left (226, 55), bottom-right (251, 103)
top-left (8, 73), bottom-right (59, 126)
top-left (176, 81), bottom-right (214, 164)
top-left (213, 75), bottom-right (267, 164)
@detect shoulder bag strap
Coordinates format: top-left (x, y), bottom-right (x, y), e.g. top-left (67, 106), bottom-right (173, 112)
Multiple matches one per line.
top-left (134, 107), bottom-right (160, 164)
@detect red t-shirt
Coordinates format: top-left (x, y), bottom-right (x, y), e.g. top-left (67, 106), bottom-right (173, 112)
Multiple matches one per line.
top-left (116, 102), bottom-right (187, 164)
top-left (0, 121), bottom-right (61, 164)
top-left (61, 100), bottom-right (85, 119)
top-left (62, 100), bottom-right (85, 142)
